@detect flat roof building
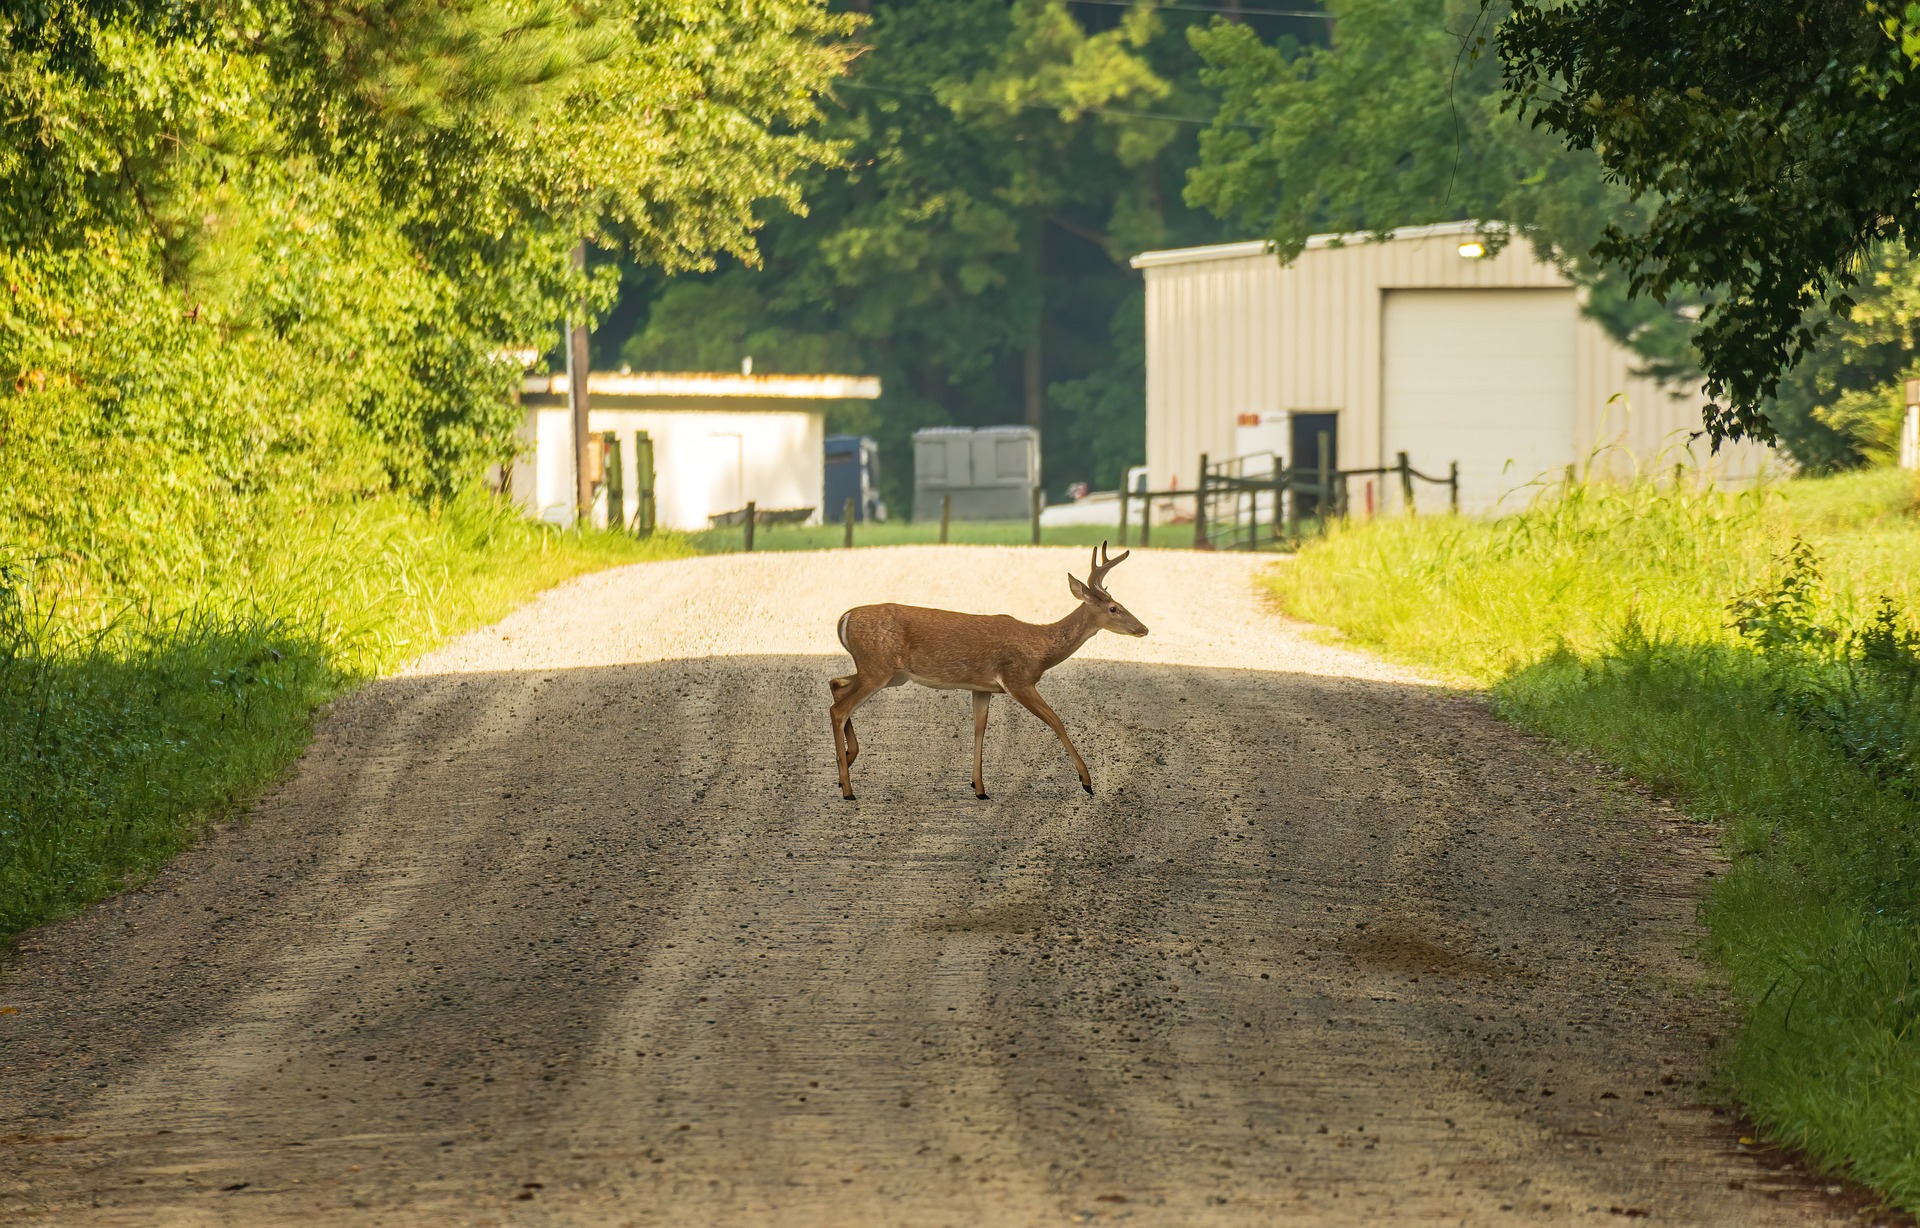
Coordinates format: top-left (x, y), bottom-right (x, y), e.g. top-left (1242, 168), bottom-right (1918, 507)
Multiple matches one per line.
top-left (517, 371), bottom-right (880, 532)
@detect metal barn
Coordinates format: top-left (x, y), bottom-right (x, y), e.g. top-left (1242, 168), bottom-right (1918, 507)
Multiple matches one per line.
top-left (1130, 221), bottom-right (1773, 515)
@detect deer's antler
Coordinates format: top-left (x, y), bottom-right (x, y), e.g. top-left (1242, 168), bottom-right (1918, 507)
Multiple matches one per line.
top-left (1087, 540), bottom-right (1131, 593)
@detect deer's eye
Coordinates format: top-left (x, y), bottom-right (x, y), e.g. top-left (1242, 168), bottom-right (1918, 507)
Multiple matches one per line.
top-left (1108, 605), bottom-right (1118, 613)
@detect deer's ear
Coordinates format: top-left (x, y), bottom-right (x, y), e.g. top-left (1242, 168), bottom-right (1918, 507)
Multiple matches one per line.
top-left (1068, 574), bottom-right (1092, 600)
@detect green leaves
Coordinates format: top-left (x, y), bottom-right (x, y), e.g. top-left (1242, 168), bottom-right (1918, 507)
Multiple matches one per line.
top-left (1498, 0), bottom-right (1920, 445)
top-left (1187, 1), bottom-right (1550, 257)
top-left (0, 0), bottom-right (859, 528)
top-left (619, 0), bottom-right (1220, 502)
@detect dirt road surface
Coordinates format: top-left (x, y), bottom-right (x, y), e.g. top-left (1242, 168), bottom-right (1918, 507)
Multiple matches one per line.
top-left (0, 547), bottom-right (1878, 1225)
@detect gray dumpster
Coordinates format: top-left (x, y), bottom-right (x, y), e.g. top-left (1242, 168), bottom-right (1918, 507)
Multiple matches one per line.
top-left (913, 426), bottom-right (1040, 522)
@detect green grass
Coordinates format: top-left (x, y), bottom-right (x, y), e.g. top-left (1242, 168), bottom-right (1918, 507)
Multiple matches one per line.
top-left (689, 518), bottom-right (1146, 553)
top-left (1266, 466), bottom-right (1920, 1207)
top-left (0, 492), bottom-right (686, 939)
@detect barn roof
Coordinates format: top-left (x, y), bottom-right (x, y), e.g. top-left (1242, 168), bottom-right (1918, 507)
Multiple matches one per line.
top-left (1129, 220), bottom-right (1488, 269)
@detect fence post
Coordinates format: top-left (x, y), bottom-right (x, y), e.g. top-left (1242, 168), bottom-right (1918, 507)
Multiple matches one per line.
top-left (844, 496), bottom-right (856, 548)
top-left (1193, 453), bottom-right (1209, 549)
top-left (1141, 486), bottom-right (1152, 547)
top-left (1448, 461), bottom-right (1460, 513)
top-left (1247, 470), bottom-right (1260, 549)
top-left (1031, 486), bottom-right (1042, 545)
top-left (1315, 432), bottom-right (1331, 530)
top-left (940, 492), bottom-right (951, 544)
top-left (633, 431), bottom-right (656, 536)
top-left (1118, 484), bottom-right (1130, 547)
top-left (1397, 450), bottom-right (1414, 514)
top-left (1272, 466), bottom-right (1286, 544)
top-left (744, 500), bottom-right (757, 552)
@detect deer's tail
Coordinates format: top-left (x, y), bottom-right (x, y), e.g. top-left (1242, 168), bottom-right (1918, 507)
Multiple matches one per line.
top-left (836, 610), bottom-right (852, 653)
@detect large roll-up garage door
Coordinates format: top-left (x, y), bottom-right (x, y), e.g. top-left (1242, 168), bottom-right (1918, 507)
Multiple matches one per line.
top-left (1382, 288), bottom-right (1576, 514)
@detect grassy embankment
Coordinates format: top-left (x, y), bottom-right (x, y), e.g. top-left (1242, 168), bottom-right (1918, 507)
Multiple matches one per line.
top-left (1269, 466), bottom-right (1920, 1206)
top-left (0, 495), bottom-right (685, 941)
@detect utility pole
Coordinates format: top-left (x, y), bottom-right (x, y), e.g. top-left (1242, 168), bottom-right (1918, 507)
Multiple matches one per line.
top-left (568, 241), bottom-right (593, 523)
top-left (1024, 226), bottom-right (1044, 436)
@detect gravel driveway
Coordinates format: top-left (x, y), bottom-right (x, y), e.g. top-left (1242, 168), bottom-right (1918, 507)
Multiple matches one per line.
top-left (0, 546), bottom-right (1875, 1225)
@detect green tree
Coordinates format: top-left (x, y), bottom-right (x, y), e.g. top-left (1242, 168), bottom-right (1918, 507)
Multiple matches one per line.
top-left (1495, 0), bottom-right (1920, 446)
top-left (1767, 247), bottom-right (1920, 470)
top-left (616, 0), bottom-right (1254, 507)
top-left (1, 0), bottom-right (858, 594)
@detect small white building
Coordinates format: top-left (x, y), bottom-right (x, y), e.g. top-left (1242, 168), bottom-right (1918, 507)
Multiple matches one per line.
top-left (515, 371), bottom-right (881, 531)
top-left (1130, 221), bottom-right (1773, 514)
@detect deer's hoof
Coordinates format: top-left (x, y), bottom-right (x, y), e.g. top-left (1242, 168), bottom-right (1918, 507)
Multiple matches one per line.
top-left (842, 791), bottom-right (856, 801)
top-left (1081, 781), bottom-right (1094, 795)
top-left (975, 791), bottom-right (989, 801)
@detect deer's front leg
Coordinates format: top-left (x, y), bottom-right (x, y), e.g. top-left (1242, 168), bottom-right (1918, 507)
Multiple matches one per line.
top-left (1006, 682), bottom-right (1093, 795)
top-left (971, 690), bottom-right (991, 799)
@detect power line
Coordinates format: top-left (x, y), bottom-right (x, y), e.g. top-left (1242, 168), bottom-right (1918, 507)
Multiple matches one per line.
top-left (839, 79), bottom-right (1261, 129)
top-left (1063, 0), bottom-right (1334, 19)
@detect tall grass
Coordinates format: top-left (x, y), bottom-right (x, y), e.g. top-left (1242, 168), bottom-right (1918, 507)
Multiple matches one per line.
top-left (0, 492), bottom-right (686, 938)
top-left (1268, 467), bottom-right (1920, 1207)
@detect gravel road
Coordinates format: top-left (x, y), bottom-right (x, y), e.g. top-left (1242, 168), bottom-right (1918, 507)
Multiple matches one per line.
top-left (0, 546), bottom-right (1881, 1225)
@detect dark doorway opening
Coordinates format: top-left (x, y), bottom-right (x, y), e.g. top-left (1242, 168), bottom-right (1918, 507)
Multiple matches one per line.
top-left (1289, 412), bottom-right (1339, 519)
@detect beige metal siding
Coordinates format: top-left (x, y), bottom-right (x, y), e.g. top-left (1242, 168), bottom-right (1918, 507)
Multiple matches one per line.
top-left (1574, 316), bottom-right (1773, 482)
top-left (1137, 224), bottom-right (1774, 503)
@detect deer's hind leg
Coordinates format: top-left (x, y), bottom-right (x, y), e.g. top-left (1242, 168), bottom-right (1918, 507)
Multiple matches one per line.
top-left (829, 672), bottom-right (888, 799)
top-left (829, 674), bottom-right (863, 765)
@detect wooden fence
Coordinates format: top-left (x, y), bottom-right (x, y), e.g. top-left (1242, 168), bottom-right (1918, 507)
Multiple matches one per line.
top-left (1116, 442), bottom-right (1459, 551)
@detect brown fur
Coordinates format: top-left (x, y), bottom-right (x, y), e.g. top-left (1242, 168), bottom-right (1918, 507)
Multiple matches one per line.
top-left (828, 544), bottom-right (1147, 799)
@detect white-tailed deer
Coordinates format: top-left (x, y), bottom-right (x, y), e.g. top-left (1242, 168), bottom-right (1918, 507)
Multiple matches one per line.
top-left (828, 542), bottom-right (1147, 799)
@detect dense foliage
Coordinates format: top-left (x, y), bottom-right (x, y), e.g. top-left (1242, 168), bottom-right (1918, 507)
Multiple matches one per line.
top-left (605, 0), bottom-right (1300, 501)
top-left (1768, 248), bottom-right (1920, 472)
top-left (2, 0), bottom-right (854, 605)
top-left (1496, 0), bottom-right (1920, 449)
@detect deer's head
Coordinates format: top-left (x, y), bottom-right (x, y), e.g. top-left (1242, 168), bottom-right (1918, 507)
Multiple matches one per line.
top-left (1068, 542), bottom-right (1148, 637)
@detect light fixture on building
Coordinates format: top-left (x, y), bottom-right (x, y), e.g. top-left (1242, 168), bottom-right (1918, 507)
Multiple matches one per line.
top-left (1457, 240), bottom-right (1487, 259)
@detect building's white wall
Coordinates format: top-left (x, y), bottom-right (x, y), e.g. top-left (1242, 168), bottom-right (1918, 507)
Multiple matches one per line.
top-left (513, 406), bottom-right (577, 524)
top-left (520, 405), bottom-right (824, 531)
top-left (1138, 226), bottom-right (1776, 506)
